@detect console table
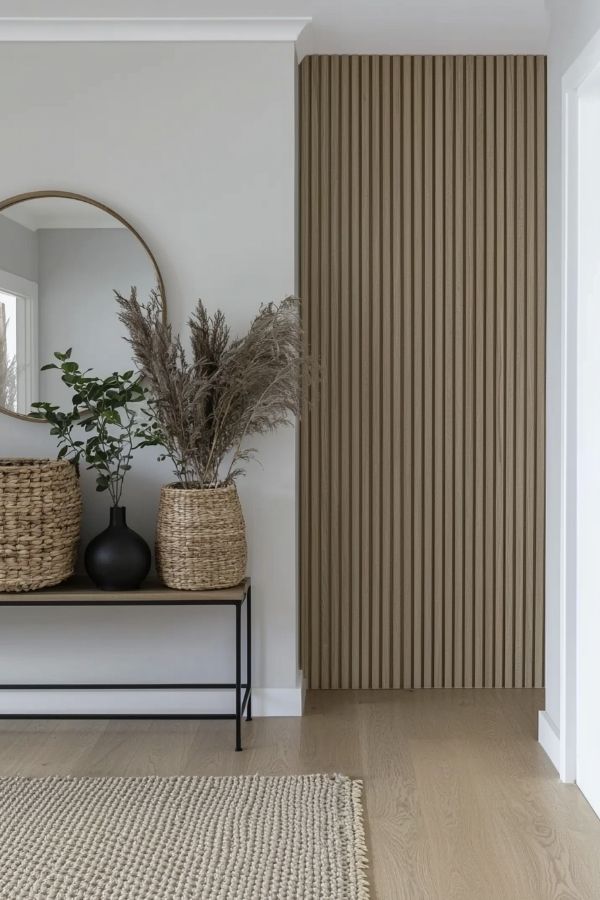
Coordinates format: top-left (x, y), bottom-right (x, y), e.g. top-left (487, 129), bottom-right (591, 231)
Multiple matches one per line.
top-left (0, 578), bottom-right (252, 751)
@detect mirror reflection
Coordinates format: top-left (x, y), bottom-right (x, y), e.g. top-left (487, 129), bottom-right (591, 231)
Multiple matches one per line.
top-left (0, 195), bottom-right (161, 418)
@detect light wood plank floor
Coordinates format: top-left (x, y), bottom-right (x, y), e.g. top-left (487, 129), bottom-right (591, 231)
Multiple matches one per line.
top-left (1, 690), bottom-right (599, 899)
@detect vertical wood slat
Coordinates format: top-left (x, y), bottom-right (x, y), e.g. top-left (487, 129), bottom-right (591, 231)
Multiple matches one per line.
top-left (484, 55), bottom-right (496, 687)
top-left (514, 54), bottom-right (526, 689)
top-left (391, 56), bottom-right (403, 689)
top-left (423, 55), bottom-right (434, 689)
top-left (401, 56), bottom-right (414, 690)
top-left (371, 55), bottom-right (382, 689)
top-left (474, 54), bottom-right (486, 688)
top-left (534, 56), bottom-right (547, 689)
top-left (524, 55), bottom-right (537, 690)
top-left (329, 56), bottom-right (341, 689)
top-left (443, 55), bottom-right (455, 688)
top-left (454, 56), bottom-right (466, 688)
top-left (318, 56), bottom-right (331, 688)
top-left (299, 55), bottom-right (547, 689)
top-left (381, 55), bottom-right (393, 688)
top-left (494, 57), bottom-right (506, 688)
top-left (308, 56), bottom-right (321, 689)
top-left (349, 56), bottom-right (362, 690)
top-left (463, 54), bottom-right (475, 688)
top-left (299, 52), bottom-right (311, 684)
top-left (412, 56), bottom-right (424, 689)
top-left (433, 56), bottom-right (445, 688)
top-left (360, 55), bottom-right (372, 689)
top-left (339, 55), bottom-right (351, 689)
top-left (504, 55), bottom-right (516, 687)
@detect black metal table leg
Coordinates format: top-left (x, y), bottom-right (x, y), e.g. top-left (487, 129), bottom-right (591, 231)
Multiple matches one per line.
top-left (246, 585), bottom-right (252, 721)
top-left (235, 600), bottom-right (242, 751)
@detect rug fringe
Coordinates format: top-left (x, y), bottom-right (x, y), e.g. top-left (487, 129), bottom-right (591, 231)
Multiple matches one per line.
top-left (350, 778), bottom-right (371, 900)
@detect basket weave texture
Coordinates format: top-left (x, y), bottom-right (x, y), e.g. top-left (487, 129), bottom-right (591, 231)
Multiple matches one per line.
top-left (0, 458), bottom-right (82, 592)
top-left (156, 483), bottom-right (247, 590)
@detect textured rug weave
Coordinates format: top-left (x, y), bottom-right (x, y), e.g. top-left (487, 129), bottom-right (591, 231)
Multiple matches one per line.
top-left (0, 774), bottom-right (369, 899)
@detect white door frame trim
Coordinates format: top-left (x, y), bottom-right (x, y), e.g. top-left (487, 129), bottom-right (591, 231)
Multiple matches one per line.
top-left (557, 25), bottom-right (600, 783)
top-left (0, 17), bottom-right (311, 43)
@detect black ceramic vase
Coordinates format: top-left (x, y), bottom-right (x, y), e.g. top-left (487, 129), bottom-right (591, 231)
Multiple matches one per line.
top-left (85, 506), bottom-right (151, 590)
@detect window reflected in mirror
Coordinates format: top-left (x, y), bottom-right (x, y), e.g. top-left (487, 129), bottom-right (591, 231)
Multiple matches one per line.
top-left (0, 287), bottom-right (36, 414)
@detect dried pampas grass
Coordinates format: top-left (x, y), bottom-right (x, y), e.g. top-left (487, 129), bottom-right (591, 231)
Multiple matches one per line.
top-left (116, 288), bottom-right (303, 488)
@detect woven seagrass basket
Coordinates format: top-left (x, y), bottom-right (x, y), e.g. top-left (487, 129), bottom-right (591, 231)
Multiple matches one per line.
top-left (0, 458), bottom-right (82, 592)
top-left (156, 483), bottom-right (247, 590)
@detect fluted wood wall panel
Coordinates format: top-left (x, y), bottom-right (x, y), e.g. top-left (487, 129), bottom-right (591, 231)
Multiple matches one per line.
top-left (299, 55), bottom-right (546, 689)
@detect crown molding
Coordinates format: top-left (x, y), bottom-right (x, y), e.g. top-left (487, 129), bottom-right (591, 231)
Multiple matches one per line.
top-left (0, 16), bottom-right (311, 43)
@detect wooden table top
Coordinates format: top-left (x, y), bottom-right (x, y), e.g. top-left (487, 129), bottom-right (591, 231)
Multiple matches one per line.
top-left (0, 577), bottom-right (251, 604)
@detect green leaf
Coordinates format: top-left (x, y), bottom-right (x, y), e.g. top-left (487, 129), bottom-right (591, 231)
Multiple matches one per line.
top-left (37, 353), bottom-right (148, 495)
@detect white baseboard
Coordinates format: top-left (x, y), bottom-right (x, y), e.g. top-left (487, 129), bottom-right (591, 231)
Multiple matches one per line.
top-left (538, 710), bottom-right (560, 773)
top-left (252, 685), bottom-right (303, 717)
top-left (0, 686), bottom-right (304, 718)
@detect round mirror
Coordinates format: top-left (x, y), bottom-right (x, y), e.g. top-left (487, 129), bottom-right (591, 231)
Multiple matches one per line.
top-left (0, 191), bottom-right (164, 421)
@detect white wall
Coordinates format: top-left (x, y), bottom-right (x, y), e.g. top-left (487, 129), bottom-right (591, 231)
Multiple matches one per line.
top-left (0, 42), bottom-right (300, 715)
top-left (576, 76), bottom-right (600, 811)
top-left (542, 0), bottom-right (600, 753)
top-left (0, 213), bottom-right (38, 282)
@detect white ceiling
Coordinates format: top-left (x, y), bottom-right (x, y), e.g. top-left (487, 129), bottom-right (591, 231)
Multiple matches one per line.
top-left (0, 0), bottom-right (550, 54)
top-left (295, 0), bottom-right (550, 56)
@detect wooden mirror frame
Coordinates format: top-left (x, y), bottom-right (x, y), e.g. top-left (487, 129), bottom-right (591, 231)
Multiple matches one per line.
top-left (0, 190), bottom-right (166, 423)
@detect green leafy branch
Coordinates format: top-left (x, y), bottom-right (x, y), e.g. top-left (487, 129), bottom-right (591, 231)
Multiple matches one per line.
top-left (31, 349), bottom-right (158, 506)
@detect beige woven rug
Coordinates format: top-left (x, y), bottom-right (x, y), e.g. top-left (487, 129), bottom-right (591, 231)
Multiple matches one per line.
top-left (0, 774), bottom-right (369, 899)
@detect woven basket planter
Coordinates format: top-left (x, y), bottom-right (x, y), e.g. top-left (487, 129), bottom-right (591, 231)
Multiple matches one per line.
top-left (156, 483), bottom-right (247, 590)
top-left (0, 458), bottom-right (82, 592)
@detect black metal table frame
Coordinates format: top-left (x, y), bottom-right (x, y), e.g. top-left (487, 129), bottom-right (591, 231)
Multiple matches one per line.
top-left (0, 583), bottom-right (252, 752)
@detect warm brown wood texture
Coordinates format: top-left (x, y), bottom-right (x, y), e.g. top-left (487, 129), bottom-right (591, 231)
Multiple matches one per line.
top-left (299, 55), bottom-right (546, 689)
top-left (0, 578), bottom-right (250, 603)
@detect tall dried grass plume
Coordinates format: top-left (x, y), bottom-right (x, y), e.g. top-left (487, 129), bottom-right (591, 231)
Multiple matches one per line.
top-left (116, 288), bottom-right (304, 488)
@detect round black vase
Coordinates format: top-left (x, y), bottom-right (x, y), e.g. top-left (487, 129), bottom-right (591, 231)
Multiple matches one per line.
top-left (85, 506), bottom-right (151, 590)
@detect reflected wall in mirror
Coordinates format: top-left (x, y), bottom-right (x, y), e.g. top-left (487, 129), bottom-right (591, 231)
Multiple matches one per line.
top-left (0, 192), bottom-right (164, 420)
